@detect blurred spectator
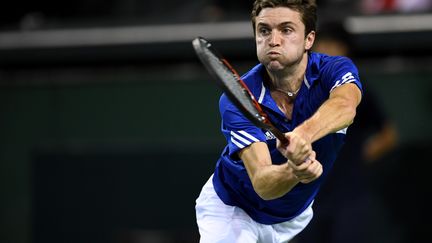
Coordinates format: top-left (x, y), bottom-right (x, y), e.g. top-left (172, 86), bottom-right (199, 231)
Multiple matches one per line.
top-left (396, 0), bottom-right (432, 13)
top-left (361, 0), bottom-right (432, 14)
top-left (199, 1), bottom-right (251, 22)
top-left (294, 21), bottom-right (400, 243)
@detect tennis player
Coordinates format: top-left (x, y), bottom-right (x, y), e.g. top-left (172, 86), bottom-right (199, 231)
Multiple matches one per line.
top-left (195, 0), bottom-right (362, 242)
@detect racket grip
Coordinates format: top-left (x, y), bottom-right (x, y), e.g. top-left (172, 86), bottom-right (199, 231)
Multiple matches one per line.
top-left (271, 128), bottom-right (289, 145)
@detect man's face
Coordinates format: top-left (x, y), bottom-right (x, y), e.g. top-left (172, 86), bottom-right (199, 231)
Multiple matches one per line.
top-left (255, 7), bottom-right (314, 72)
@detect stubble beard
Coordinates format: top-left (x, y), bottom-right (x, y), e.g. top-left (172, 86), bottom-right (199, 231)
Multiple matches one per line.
top-left (266, 60), bottom-right (285, 72)
top-left (262, 55), bottom-right (303, 75)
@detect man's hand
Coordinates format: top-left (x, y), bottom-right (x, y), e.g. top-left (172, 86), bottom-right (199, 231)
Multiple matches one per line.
top-left (277, 131), bottom-right (312, 165)
top-left (287, 151), bottom-right (323, 184)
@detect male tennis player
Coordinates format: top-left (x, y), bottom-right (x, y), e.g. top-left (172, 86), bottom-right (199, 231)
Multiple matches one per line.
top-left (195, 0), bottom-right (362, 242)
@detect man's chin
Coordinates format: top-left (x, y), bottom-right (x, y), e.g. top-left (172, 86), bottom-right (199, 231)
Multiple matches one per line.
top-left (266, 61), bottom-right (284, 72)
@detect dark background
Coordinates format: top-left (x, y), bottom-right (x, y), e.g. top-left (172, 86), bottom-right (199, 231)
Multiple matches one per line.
top-left (1, 0), bottom-right (432, 242)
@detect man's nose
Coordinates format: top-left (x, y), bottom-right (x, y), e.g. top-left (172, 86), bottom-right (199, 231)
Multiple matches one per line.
top-left (269, 31), bottom-right (281, 46)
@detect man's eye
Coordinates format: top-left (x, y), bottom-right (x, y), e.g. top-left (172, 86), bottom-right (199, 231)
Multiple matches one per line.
top-left (282, 28), bottom-right (293, 34)
top-left (259, 28), bottom-right (270, 35)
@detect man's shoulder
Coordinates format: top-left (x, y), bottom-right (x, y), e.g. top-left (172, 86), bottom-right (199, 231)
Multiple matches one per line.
top-left (308, 52), bottom-right (359, 82)
top-left (241, 63), bottom-right (264, 83)
top-left (305, 52), bottom-right (361, 93)
top-left (310, 52), bottom-right (356, 70)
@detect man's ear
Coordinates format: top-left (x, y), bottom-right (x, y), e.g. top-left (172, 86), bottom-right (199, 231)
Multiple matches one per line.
top-left (305, 31), bottom-right (316, 51)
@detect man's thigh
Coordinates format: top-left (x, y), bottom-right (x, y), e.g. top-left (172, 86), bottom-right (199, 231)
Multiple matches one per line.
top-left (195, 176), bottom-right (260, 243)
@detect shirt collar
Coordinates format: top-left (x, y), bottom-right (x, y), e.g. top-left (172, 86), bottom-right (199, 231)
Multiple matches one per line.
top-left (304, 52), bottom-right (321, 88)
top-left (252, 52), bottom-right (322, 105)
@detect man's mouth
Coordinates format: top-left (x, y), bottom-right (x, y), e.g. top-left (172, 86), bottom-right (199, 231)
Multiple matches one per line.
top-left (267, 51), bottom-right (281, 58)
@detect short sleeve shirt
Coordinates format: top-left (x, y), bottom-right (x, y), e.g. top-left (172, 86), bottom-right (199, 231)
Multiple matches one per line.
top-left (212, 52), bottom-right (363, 224)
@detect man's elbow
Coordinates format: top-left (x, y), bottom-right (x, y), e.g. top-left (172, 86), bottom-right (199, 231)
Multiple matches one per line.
top-left (252, 179), bottom-right (284, 201)
top-left (255, 190), bottom-right (279, 201)
top-left (340, 99), bottom-right (358, 127)
top-left (346, 105), bottom-right (357, 126)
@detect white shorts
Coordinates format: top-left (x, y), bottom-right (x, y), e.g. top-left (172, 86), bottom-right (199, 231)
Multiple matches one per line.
top-left (195, 175), bottom-right (313, 243)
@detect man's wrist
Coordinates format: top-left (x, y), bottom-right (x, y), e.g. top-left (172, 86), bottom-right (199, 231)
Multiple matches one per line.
top-left (293, 125), bottom-right (313, 144)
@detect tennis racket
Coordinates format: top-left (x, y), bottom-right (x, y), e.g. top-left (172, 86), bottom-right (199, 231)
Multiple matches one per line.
top-left (192, 36), bottom-right (288, 145)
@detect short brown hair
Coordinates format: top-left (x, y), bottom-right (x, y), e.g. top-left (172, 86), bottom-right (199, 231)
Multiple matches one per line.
top-left (251, 0), bottom-right (317, 37)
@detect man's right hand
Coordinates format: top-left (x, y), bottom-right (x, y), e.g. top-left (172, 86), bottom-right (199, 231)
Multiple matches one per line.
top-left (287, 151), bottom-right (323, 184)
top-left (276, 131), bottom-right (312, 165)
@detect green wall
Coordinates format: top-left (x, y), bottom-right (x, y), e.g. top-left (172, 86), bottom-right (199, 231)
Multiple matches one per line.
top-left (0, 76), bottom-right (225, 243)
top-left (1, 67), bottom-right (431, 242)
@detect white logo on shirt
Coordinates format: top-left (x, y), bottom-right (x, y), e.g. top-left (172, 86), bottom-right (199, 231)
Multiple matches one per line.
top-left (265, 131), bottom-right (276, 140)
top-left (330, 72), bottom-right (356, 92)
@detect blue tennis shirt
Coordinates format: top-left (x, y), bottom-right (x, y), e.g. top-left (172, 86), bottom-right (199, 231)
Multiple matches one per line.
top-left (212, 52), bottom-right (363, 225)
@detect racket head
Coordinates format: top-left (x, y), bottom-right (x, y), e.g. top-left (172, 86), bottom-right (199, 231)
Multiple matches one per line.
top-left (192, 37), bottom-right (267, 127)
top-left (192, 37), bottom-right (288, 144)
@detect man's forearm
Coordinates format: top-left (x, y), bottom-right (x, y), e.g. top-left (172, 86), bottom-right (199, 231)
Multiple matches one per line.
top-left (295, 84), bottom-right (361, 143)
top-left (240, 142), bottom-right (300, 200)
top-left (251, 162), bottom-right (299, 200)
top-left (295, 97), bottom-right (356, 142)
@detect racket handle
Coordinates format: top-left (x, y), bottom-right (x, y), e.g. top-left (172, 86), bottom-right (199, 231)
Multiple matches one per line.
top-left (270, 127), bottom-right (289, 145)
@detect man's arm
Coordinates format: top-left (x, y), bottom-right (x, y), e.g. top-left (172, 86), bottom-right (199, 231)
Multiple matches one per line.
top-left (239, 142), bottom-right (299, 201)
top-left (281, 83), bottom-right (362, 164)
top-left (295, 83), bottom-right (362, 143)
top-left (237, 83), bottom-right (360, 200)
top-left (239, 142), bottom-right (322, 200)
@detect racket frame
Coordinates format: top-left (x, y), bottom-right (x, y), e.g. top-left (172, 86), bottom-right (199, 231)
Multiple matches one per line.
top-left (192, 37), bottom-right (288, 144)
